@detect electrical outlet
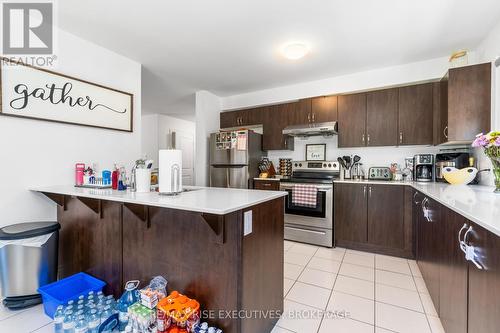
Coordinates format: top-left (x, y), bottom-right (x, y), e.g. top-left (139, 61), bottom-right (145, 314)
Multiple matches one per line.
top-left (244, 210), bottom-right (253, 236)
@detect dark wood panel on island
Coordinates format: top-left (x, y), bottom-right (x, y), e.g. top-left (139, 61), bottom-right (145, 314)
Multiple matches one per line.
top-left (51, 194), bottom-right (284, 333)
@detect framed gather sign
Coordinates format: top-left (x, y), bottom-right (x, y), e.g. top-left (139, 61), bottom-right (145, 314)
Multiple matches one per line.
top-left (0, 58), bottom-right (133, 132)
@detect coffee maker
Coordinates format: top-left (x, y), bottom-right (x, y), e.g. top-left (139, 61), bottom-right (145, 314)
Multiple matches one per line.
top-left (435, 152), bottom-right (470, 182)
top-left (414, 154), bottom-right (434, 182)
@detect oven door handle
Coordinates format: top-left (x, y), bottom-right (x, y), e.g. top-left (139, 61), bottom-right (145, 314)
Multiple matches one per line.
top-left (285, 226), bottom-right (327, 235)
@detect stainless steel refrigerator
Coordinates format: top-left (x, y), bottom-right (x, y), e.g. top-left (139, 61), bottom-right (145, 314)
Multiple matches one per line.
top-left (209, 130), bottom-right (265, 188)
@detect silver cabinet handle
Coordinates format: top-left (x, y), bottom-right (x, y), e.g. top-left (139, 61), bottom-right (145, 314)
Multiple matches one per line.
top-left (367, 134), bottom-right (370, 145)
top-left (369, 186), bottom-right (372, 197)
top-left (399, 131), bottom-right (403, 144)
top-left (413, 191), bottom-right (420, 204)
top-left (421, 197), bottom-right (431, 222)
top-left (285, 226), bottom-right (326, 235)
top-left (443, 126), bottom-right (448, 139)
top-left (307, 113), bottom-right (311, 122)
top-left (462, 226), bottom-right (483, 270)
top-left (312, 113), bottom-right (316, 122)
top-left (458, 223), bottom-right (468, 253)
top-left (362, 133), bottom-right (365, 144)
top-left (363, 185), bottom-right (366, 197)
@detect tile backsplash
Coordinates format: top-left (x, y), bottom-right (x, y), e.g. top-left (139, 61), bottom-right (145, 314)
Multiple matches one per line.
top-left (267, 135), bottom-right (440, 173)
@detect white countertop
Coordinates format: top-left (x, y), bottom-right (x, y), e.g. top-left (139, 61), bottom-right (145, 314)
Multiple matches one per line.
top-left (31, 185), bottom-right (287, 215)
top-left (334, 180), bottom-right (500, 237)
top-left (253, 178), bottom-right (281, 181)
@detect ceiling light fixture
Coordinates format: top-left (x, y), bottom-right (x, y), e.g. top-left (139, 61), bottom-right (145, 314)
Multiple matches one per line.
top-left (281, 42), bottom-right (310, 60)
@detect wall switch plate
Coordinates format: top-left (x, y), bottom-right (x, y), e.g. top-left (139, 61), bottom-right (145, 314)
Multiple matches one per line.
top-left (244, 210), bottom-right (253, 236)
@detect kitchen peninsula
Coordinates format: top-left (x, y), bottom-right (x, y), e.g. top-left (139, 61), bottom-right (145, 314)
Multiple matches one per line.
top-left (31, 186), bottom-right (287, 333)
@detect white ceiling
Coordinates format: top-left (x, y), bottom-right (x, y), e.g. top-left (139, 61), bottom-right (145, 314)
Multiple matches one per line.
top-left (57, 0), bottom-right (500, 117)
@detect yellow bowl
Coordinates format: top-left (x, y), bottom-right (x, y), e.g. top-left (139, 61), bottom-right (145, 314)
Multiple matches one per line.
top-left (442, 167), bottom-right (478, 185)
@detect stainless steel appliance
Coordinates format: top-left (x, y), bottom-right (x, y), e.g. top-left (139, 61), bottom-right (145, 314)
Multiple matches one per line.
top-left (282, 121), bottom-right (338, 137)
top-left (435, 152), bottom-right (470, 182)
top-left (280, 161), bottom-right (340, 247)
top-left (414, 154), bottom-right (435, 182)
top-left (209, 130), bottom-right (265, 189)
top-left (0, 222), bottom-right (60, 309)
top-left (368, 167), bottom-right (391, 181)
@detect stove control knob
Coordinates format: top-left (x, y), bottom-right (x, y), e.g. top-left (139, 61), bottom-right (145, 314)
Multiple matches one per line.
top-left (328, 163), bottom-right (332, 167)
top-left (299, 163), bottom-right (302, 167)
top-left (323, 163), bottom-right (327, 167)
top-left (294, 163), bottom-right (298, 167)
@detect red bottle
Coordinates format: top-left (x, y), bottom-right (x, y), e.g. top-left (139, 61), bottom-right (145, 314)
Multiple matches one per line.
top-left (111, 164), bottom-right (119, 190)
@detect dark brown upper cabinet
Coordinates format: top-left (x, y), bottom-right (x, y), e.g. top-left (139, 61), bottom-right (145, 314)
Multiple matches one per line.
top-left (366, 88), bottom-right (399, 146)
top-left (262, 103), bottom-right (295, 151)
top-left (338, 93), bottom-right (367, 148)
top-left (398, 83), bottom-right (434, 145)
top-left (311, 96), bottom-right (338, 123)
top-left (219, 107), bottom-right (265, 129)
top-left (288, 98), bottom-right (312, 125)
top-left (438, 63), bottom-right (491, 144)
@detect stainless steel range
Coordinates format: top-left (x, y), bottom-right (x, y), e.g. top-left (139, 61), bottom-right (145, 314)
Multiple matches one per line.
top-left (280, 161), bottom-right (340, 247)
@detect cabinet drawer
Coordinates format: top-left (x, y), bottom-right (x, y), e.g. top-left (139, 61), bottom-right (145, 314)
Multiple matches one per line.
top-left (254, 179), bottom-right (280, 191)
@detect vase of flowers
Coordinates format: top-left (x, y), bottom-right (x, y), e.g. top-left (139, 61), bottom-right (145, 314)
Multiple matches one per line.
top-left (472, 131), bottom-right (500, 193)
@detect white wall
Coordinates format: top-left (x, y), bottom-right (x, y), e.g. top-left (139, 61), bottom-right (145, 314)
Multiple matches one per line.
top-left (141, 114), bottom-right (159, 164)
top-left (195, 91), bottom-right (221, 186)
top-left (267, 136), bottom-right (439, 176)
top-left (0, 28), bottom-right (142, 227)
top-left (220, 56), bottom-right (451, 174)
top-left (222, 56), bottom-right (450, 110)
top-left (473, 20), bottom-right (500, 185)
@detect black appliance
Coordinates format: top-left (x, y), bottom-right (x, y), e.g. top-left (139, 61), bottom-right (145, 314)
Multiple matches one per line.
top-left (435, 152), bottom-right (470, 182)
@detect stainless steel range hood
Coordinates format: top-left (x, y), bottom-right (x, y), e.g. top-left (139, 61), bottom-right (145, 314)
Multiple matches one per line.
top-left (282, 121), bottom-right (338, 137)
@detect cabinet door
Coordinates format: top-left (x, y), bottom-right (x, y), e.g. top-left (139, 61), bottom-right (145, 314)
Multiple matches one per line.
top-left (367, 185), bottom-right (404, 249)
top-left (311, 96), bottom-right (338, 123)
top-left (334, 183), bottom-right (367, 244)
top-left (467, 222), bottom-right (500, 333)
top-left (338, 93), bottom-right (367, 147)
top-left (417, 196), bottom-right (441, 312)
top-left (366, 88), bottom-right (398, 146)
top-left (439, 208), bottom-right (468, 333)
top-left (220, 111), bottom-right (240, 129)
top-left (262, 103), bottom-right (295, 151)
top-left (288, 99), bottom-right (311, 125)
top-left (448, 63), bottom-right (491, 141)
top-left (398, 83), bottom-right (433, 145)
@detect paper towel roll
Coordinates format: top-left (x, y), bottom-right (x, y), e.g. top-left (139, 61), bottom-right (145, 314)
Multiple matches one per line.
top-left (159, 149), bottom-right (183, 194)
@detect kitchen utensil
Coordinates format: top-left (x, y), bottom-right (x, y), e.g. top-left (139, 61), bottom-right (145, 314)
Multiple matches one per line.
top-left (343, 156), bottom-right (351, 169)
top-left (353, 155), bottom-right (361, 165)
top-left (337, 157), bottom-right (347, 169)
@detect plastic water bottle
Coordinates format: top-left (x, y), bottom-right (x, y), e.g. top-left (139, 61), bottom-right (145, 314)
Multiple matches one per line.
top-left (87, 309), bottom-right (100, 333)
top-left (62, 311), bottom-right (75, 333)
top-left (53, 305), bottom-right (65, 333)
top-left (117, 280), bottom-right (140, 332)
top-left (75, 315), bottom-right (88, 333)
top-left (100, 306), bottom-right (114, 333)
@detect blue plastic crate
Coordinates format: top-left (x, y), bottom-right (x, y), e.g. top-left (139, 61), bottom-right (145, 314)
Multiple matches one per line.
top-left (37, 272), bottom-right (106, 318)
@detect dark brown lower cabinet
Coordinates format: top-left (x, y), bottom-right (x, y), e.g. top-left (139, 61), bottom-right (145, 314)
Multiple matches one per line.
top-left (334, 183), bottom-right (367, 244)
top-left (335, 183), bottom-right (412, 258)
top-left (367, 185), bottom-right (404, 249)
top-left (414, 190), bottom-right (500, 333)
top-left (439, 208), bottom-right (468, 333)
top-left (467, 222), bottom-right (500, 333)
top-left (416, 195), bottom-right (441, 312)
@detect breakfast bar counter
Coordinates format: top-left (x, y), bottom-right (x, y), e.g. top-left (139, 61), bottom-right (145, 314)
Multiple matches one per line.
top-left (32, 186), bottom-right (287, 333)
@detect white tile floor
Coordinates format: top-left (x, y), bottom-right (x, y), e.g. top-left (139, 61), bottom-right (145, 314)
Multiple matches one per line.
top-left (274, 240), bottom-right (446, 333)
top-left (0, 240), bottom-right (446, 333)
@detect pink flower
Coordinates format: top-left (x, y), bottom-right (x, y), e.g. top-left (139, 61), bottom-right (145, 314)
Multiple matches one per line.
top-left (494, 137), bottom-right (500, 147)
top-left (472, 135), bottom-right (489, 147)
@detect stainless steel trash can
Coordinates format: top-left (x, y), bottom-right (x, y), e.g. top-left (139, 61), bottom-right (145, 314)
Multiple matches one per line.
top-left (0, 222), bottom-right (60, 309)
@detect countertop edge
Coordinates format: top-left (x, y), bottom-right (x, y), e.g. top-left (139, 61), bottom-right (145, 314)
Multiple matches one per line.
top-left (30, 187), bottom-right (287, 216)
top-left (334, 180), bottom-right (500, 237)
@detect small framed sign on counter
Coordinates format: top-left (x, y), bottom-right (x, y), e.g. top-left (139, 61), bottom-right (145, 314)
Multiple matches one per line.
top-left (0, 57), bottom-right (133, 132)
top-left (306, 144), bottom-right (326, 161)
